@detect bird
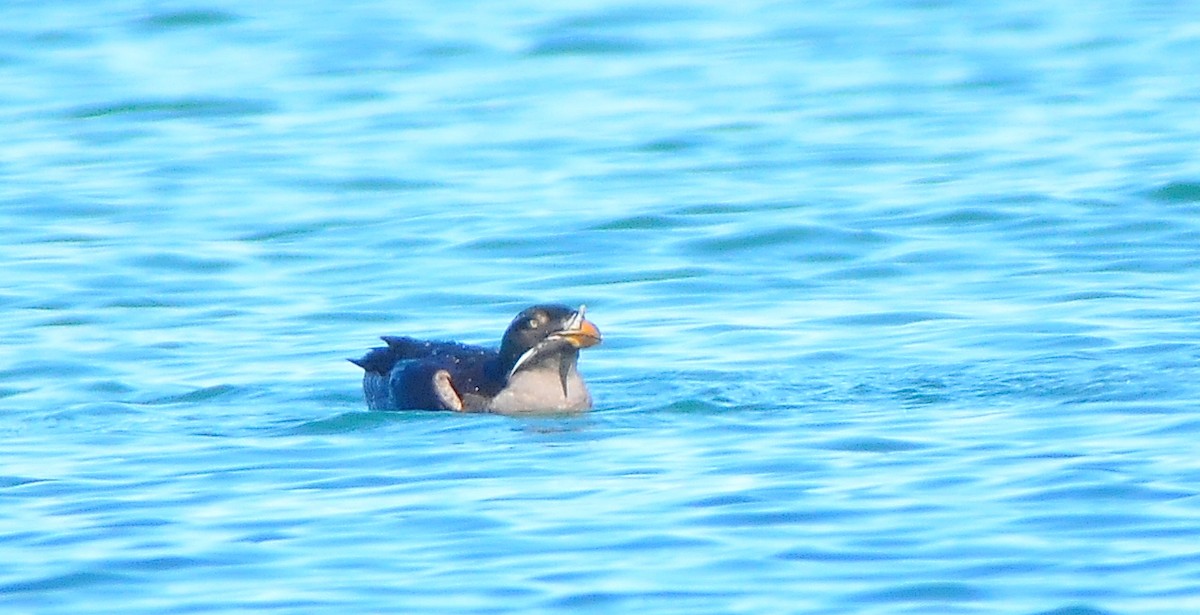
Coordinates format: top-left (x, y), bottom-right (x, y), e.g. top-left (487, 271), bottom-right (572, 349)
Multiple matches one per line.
top-left (350, 304), bottom-right (601, 414)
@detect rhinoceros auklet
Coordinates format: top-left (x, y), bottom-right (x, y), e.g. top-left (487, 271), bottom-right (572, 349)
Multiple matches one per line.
top-left (350, 304), bottom-right (601, 414)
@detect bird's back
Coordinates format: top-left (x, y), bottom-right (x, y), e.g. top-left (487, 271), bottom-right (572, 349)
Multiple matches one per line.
top-left (351, 337), bottom-right (505, 410)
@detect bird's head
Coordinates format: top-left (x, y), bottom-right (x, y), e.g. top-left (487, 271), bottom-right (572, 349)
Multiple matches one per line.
top-left (500, 304), bottom-right (602, 379)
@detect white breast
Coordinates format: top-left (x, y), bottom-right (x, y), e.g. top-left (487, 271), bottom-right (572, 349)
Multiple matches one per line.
top-left (486, 368), bottom-right (592, 414)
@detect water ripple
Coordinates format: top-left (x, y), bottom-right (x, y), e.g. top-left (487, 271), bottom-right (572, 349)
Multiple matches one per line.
top-left (4, 1), bottom-right (1200, 613)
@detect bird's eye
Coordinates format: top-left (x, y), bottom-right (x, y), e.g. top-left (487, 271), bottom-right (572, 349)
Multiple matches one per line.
top-left (526, 318), bottom-right (540, 329)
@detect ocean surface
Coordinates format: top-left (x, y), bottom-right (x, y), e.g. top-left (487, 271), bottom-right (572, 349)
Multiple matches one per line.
top-left (3, 1), bottom-right (1200, 613)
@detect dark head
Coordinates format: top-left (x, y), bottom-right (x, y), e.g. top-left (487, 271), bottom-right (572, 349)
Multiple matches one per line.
top-left (499, 304), bottom-right (602, 378)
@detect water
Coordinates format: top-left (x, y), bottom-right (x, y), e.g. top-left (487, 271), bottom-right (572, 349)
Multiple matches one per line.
top-left (3, 1), bottom-right (1200, 613)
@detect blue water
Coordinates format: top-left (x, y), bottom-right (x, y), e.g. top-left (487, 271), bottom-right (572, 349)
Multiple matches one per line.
top-left (4, 1), bottom-right (1200, 613)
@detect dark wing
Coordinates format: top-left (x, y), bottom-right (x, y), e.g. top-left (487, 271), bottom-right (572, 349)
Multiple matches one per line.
top-left (351, 337), bottom-right (506, 411)
top-left (382, 337), bottom-right (505, 399)
top-left (389, 360), bottom-right (463, 411)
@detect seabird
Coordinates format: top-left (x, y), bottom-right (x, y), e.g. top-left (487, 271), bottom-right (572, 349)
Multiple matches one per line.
top-left (350, 304), bottom-right (602, 414)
